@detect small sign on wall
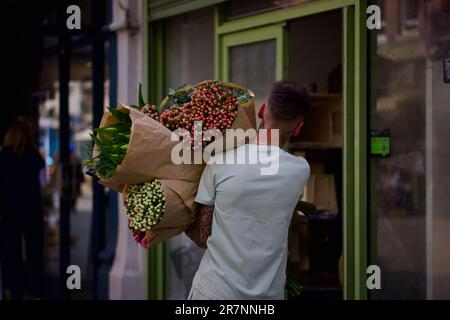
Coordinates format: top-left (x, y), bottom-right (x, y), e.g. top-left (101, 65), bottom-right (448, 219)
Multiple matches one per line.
top-left (370, 129), bottom-right (390, 157)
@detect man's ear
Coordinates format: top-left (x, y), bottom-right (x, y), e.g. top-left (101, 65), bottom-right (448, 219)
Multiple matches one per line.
top-left (292, 120), bottom-right (304, 136)
top-left (258, 103), bottom-right (265, 119)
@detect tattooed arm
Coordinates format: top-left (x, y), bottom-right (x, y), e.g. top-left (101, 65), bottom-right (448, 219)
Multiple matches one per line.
top-left (185, 204), bottom-right (214, 249)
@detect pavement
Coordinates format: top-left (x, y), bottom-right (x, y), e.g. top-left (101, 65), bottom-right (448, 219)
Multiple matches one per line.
top-left (44, 182), bottom-right (93, 299)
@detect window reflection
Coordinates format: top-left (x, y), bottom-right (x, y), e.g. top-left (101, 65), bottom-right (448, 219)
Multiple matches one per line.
top-left (376, 0), bottom-right (450, 299)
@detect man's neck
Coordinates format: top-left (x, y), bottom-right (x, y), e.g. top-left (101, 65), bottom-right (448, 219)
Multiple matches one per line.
top-left (253, 128), bottom-right (289, 148)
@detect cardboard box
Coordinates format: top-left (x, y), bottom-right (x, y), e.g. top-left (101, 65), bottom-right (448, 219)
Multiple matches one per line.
top-left (289, 94), bottom-right (342, 148)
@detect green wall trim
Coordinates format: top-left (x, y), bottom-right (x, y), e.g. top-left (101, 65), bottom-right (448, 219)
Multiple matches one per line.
top-left (343, 5), bottom-right (355, 300)
top-left (367, 0), bottom-right (378, 301)
top-left (148, 0), bottom-right (226, 21)
top-left (216, 0), bottom-right (356, 35)
top-left (146, 17), bottom-right (168, 300)
top-left (354, 0), bottom-right (368, 300)
top-left (342, 0), bottom-right (369, 300)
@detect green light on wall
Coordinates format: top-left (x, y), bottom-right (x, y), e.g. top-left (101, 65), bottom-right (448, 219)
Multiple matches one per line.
top-left (370, 130), bottom-right (390, 157)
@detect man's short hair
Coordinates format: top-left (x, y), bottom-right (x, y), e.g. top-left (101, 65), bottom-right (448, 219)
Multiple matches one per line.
top-left (267, 81), bottom-right (310, 122)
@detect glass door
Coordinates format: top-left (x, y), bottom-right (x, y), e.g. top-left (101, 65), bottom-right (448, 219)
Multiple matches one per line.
top-left (220, 23), bottom-right (286, 118)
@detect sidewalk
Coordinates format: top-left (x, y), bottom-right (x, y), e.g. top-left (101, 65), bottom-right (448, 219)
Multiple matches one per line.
top-left (44, 183), bottom-right (93, 299)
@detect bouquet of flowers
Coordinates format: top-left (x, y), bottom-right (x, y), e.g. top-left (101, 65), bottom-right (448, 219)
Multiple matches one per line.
top-left (85, 81), bottom-right (256, 248)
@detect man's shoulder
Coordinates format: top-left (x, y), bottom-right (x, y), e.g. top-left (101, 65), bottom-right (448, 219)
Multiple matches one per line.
top-left (280, 150), bottom-right (310, 171)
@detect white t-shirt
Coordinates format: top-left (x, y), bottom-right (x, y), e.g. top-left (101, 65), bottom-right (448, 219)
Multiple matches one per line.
top-left (191, 144), bottom-right (310, 299)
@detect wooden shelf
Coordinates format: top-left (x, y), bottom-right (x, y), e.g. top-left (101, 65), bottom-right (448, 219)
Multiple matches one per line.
top-left (309, 93), bottom-right (341, 104)
top-left (288, 142), bottom-right (342, 149)
top-left (289, 93), bottom-right (342, 148)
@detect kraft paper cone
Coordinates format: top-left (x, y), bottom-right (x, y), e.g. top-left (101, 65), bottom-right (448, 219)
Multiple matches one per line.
top-left (97, 104), bottom-right (205, 191)
top-left (123, 179), bottom-right (197, 248)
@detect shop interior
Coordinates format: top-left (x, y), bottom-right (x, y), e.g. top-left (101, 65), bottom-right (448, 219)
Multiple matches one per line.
top-left (286, 10), bottom-right (343, 300)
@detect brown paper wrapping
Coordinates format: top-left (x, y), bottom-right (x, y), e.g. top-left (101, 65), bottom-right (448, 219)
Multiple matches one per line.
top-left (95, 81), bottom-right (256, 247)
top-left (95, 81), bottom-right (256, 192)
top-left (123, 179), bottom-right (197, 247)
top-left (96, 105), bottom-right (205, 191)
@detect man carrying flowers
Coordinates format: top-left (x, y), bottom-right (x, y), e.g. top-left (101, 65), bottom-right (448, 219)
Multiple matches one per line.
top-left (186, 81), bottom-right (311, 300)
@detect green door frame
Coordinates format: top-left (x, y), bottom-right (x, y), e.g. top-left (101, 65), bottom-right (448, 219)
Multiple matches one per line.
top-left (143, 0), bottom-right (369, 300)
top-left (144, 0), bottom-right (167, 300)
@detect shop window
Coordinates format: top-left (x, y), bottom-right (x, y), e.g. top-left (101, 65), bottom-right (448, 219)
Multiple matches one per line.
top-left (164, 6), bottom-right (215, 90)
top-left (379, 0), bottom-right (421, 42)
top-left (375, 0), bottom-right (450, 299)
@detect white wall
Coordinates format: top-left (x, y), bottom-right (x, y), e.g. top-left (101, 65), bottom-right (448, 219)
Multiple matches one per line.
top-left (108, 0), bottom-right (146, 300)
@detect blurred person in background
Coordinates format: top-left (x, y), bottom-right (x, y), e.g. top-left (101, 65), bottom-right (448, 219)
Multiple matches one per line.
top-left (0, 117), bottom-right (45, 299)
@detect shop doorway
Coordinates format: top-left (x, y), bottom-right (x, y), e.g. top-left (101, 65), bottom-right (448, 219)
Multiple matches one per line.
top-left (286, 10), bottom-right (343, 300)
top-left (221, 10), bottom-right (344, 300)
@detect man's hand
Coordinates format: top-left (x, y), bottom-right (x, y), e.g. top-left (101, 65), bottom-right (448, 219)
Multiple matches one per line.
top-left (185, 204), bottom-right (214, 249)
